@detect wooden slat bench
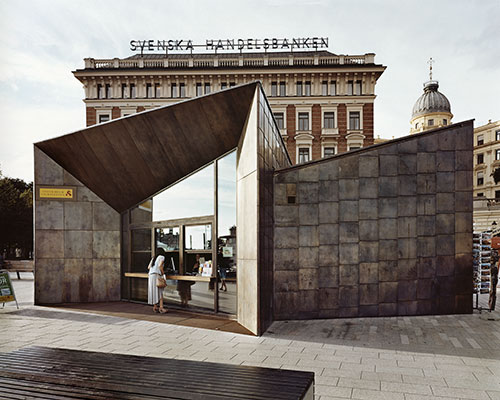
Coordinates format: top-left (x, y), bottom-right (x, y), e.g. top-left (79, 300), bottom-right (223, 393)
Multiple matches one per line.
top-left (1, 260), bottom-right (34, 279)
top-left (0, 346), bottom-right (314, 399)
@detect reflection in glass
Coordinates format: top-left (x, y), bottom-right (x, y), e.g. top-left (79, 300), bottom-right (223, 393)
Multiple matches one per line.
top-left (156, 227), bottom-right (179, 251)
top-left (217, 151), bottom-right (237, 315)
top-left (131, 229), bottom-right (151, 273)
top-left (130, 200), bottom-right (152, 223)
top-left (185, 225), bottom-right (212, 250)
top-left (153, 164), bottom-right (214, 221)
top-left (155, 227), bottom-right (180, 274)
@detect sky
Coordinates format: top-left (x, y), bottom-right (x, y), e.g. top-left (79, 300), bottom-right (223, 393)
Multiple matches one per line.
top-left (0, 0), bottom-right (499, 183)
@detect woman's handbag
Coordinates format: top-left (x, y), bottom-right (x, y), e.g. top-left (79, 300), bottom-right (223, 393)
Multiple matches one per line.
top-left (156, 275), bottom-right (167, 288)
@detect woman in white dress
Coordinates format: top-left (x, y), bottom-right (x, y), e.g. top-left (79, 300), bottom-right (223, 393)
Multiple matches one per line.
top-left (148, 248), bottom-right (167, 313)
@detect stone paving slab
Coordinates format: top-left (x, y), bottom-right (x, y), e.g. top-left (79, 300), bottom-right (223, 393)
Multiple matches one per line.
top-left (2, 277), bottom-right (500, 399)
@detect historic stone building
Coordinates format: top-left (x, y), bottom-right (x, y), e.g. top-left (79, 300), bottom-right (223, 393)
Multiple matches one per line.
top-left (72, 50), bottom-right (385, 164)
top-left (473, 120), bottom-right (500, 231)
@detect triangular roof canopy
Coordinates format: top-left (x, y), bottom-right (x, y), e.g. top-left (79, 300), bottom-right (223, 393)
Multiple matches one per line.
top-left (35, 82), bottom-right (260, 213)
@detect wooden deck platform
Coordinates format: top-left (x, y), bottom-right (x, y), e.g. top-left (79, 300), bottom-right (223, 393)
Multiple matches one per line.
top-left (0, 346), bottom-right (314, 399)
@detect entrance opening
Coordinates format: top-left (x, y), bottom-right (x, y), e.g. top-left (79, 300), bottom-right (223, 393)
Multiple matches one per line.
top-left (123, 150), bottom-right (237, 316)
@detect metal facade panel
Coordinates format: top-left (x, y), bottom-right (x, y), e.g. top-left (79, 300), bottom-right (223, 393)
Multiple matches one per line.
top-left (35, 82), bottom-right (260, 212)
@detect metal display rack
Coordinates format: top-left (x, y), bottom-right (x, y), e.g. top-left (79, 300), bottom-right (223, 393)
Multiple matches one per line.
top-left (473, 231), bottom-right (492, 309)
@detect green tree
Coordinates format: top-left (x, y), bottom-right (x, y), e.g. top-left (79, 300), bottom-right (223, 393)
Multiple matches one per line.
top-left (0, 171), bottom-right (33, 259)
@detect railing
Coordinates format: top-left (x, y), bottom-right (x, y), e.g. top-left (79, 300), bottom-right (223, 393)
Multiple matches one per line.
top-left (194, 60), bottom-right (214, 67)
top-left (144, 60), bottom-right (164, 68)
top-left (293, 58), bottom-right (314, 66)
top-left (268, 58), bottom-right (289, 66)
top-left (243, 59), bottom-right (264, 66)
top-left (474, 198), bottom-right (500, 209)
top-left (83, 53), bottom-right (375, 69)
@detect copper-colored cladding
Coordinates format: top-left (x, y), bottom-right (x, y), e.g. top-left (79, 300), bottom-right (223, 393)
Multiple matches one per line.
top-left (35, 82), bottom-right (259, 213)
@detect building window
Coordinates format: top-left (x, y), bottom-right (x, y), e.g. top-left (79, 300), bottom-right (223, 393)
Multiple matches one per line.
top-left (477, 153), bottom-right (484, 164)
top-left (171, 83), bottom-right (178, 98)
top-left (349, 111), bottom-right (360, 130)
top-left (477, 193), bottom-right (484, 197)
top-left (105, 84), bottom-right (111, 99)
top-left (271, 81), bottom-right (277, 97)
top-left (204, 83), bottom-right (211, 94)
top-left (477, 172), bottom-right (484, 186)
top-left (304, 81), bottom-right (311, 96)
top-left (355, 80), bottom-right (362, 95)
top-left (155, 83), bottom-right (161, 98)
top-left (347, 80), bottom-right (353, 95)
top-left (121, 84), bottom-right (128, 99)
top-left (322, 81), bottom-right (328, 96)
top-left (229, 82), bottom-right (236, 87)
top-left (179, 83), bottom-right (185, 98)
top-left (98, 114), bottom-right (110, 124)
top-left (196, 83), bottom-right (203, 97)
top-left (324, 112), bottom-right (335, 129)
top-left (428, 119), bottom-right (434, 126)
top-left (330, 81), bottom-right (336, 95)
top-left (323, 147), bottom-right (336, 157)
top-left (443, 119), bottom-right (448, 126)
top-left (415, 123), bottom-right (419, 129)
top-left (221, 82), bottom-right (228, 90)
top-left (477, 134), bottom-right (484, 145)
top-left (496, 149), bottom-right (500, 160)
top-left (298, 148), bottom-right (310, 163)
top-left (146, 83), bottom-right (153, 98)
top-left (97, 84), bottom-right (104, 99)
top-left (130, 84), bottom-right (136, 99)
top-left (349, 145), bottom-right (361, 151)
top-left (496, 130), bottom-right (500, 141)
top-left (279, 81), bottom-right (286, 96)
top-left (296, 81), bottom-right (303, 96)
top-left (274, 112), bottom-right (284, 130)
top-left (298, 112), bottom-right (309, 131)
top-left (496, 190), bottom-right (500, 199)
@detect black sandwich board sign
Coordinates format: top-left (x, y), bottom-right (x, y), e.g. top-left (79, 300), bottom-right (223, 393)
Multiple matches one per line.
top-left (0, 270), bottom-right (19, 309)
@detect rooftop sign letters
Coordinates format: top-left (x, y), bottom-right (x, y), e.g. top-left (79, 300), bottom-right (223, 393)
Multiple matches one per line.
top-left (130, 37), bottom-right (329, 54)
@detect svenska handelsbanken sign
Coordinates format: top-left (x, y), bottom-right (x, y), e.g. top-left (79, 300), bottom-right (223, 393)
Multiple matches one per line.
top-left (130, 37), bottom-right (329, 53)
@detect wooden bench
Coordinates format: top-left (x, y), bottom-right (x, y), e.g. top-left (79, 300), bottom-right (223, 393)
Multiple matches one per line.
top-left (0, 346), bottom-right (314, 399)
top-left (1, 260), bottom-right (34, 279)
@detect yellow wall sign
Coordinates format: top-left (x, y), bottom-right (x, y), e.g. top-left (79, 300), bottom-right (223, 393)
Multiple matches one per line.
top-left (39, 188), bottom-right (74, 199)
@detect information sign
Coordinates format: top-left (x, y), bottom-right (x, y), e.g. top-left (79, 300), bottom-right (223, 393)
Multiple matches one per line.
top-left (39, 187), bottom-right (74, 199)
top-left (0, 271), bottom-right (19, 308)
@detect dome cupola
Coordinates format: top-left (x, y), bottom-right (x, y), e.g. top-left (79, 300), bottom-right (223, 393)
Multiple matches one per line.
top-left (411, 80), bottom-right (451, 119)
top-left (410, 58), bottom-right (453, 134)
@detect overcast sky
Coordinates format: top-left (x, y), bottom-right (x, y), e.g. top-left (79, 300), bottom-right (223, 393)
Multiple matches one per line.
top-left (0, 0), bottom-right (499, 182)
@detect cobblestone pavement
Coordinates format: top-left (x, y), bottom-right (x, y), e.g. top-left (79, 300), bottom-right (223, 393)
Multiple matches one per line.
top-left (2, 273), bottom-right (500, 400)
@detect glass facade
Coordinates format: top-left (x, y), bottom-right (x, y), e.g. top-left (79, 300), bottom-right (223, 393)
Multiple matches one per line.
top-left (123, 151), bottom-right (237, 315)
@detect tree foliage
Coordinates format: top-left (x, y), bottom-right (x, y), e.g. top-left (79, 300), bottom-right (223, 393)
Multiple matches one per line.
top-left (0, 172), bottom-right (33, 259)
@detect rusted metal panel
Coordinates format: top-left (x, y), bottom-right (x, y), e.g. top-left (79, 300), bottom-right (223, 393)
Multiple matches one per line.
top-left (35, 82), bottom-right (259, 213)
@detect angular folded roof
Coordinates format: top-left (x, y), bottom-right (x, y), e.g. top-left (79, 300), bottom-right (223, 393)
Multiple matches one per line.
top-left (35, 82), bottom-right (260, 213)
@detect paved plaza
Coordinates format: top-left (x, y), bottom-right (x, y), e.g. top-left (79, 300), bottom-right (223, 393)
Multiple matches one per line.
top-left (1, 273), bottom-right (500, 400)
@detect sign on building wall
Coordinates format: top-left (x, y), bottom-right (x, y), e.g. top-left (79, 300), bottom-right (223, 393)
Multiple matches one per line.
top-left (37, 186), bottom-right (77, 200)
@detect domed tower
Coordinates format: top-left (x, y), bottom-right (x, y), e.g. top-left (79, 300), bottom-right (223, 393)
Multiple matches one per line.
top-left (410, 58), bottom-right (453, 134)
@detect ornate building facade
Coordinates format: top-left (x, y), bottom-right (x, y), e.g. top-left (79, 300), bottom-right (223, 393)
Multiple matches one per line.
top-left (73, 50), bottom-right (386, 164)
top-left (473, 120), bottom-right (500, 231)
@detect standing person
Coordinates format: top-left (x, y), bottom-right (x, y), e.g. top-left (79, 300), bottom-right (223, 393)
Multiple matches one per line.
top-left (489, 258), bottom-right (499, 312)
top-left (148, 248), bottom-right (167, 313)
top-left (218, 248), bottom-right (227, 292)
top-left (177, 254), bottom-right (197, 307)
